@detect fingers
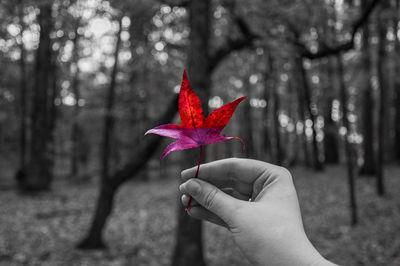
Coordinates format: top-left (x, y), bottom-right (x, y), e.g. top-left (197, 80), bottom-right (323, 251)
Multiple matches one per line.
top-left (181, 158), bottom-right (262, 194)
top-left (179, 178), bottom-right (242, 223)
top-left (188, 206), bottom-right (227, 227)
top-left (252, 166), bottom-right (296, 203)
top-left (221, 188), bottom-right (250, 201)
top-left (181, 188), bottom-right (249, 206)
top-left (181, 158), bottom-right (293, 200)
top-left (181, 195), bottom-right (227, 227)
top-left (181, 158), bottom-right (285, 183)
top-left (181, 194), bottom-right (199, 207)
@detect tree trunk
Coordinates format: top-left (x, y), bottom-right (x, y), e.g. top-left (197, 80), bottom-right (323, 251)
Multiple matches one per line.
top-left (101, 17), bottom-right (123, 181)
top-left (70, 24), bottom-right (81, 178)
top-left (77, 18), bottom-right (123, 249)
top-left (172, 1), bottom-right (210, 265)
top-left (297, 56), bottom-right (323, 170)
top-left (265, 55), bottom-right (283, 165)
top-left (287, 79), bottom-right (299, 167)
top-left (295, 62), bottom-right (311, 168)
top-left (47, 41), bottom-right (59, 174)
top-left (272, 73), bottom-right (283, 165)
top-left (22, 3), bottom-right (53, 191)
top-left (394, 0), bottom-right (400, 162)
top-left (262, 53), bottom-right (273, 161)
top-left (376, 9), bottom-right (387, 195)
top-left (77, 95), bottom-right (179, 249)
top-left (337, 54), bottom-right (358, 225)
top-left (323, 58), bottom-right (339, 164)
top-left (77, 182), bottom-right (117, 249)
top-left (359, 0), bottom-right (376, 175)
top-left (15, 0), bottom-right (27, 184)
top-left (323, 0), bottom-right (340, 165)
top-left (323, 97), bottom-right (339, 164)
top-left (242, 76), bottom-right (254, 158)
top-left (172, 189), bottom-right (205, 266)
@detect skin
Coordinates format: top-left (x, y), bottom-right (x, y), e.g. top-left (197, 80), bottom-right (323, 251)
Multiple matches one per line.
top-left (179, 158), bottom-right (338, 266)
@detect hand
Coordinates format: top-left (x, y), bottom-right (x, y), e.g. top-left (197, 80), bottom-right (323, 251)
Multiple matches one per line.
top-left (179, 158), bottom-right (336, 266)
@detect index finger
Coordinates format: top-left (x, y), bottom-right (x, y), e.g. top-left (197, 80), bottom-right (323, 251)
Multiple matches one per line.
top-left (181, 158), bottom-right (275, 191)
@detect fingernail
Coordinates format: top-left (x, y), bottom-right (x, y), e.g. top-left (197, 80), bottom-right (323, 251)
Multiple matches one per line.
top-left (186, 179), bottom-right (201, 195)
top-left (180, 170), bottom-right (189, 180)
top-left (179, 183), bottom-right (184, 192)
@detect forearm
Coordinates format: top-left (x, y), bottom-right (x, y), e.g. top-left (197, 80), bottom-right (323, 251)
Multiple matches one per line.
top-left (244, 230), bottom-right (337, 266)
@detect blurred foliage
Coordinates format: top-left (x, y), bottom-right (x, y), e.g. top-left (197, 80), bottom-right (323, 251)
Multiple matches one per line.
top-left (0, 0), bottom-right (397, 169)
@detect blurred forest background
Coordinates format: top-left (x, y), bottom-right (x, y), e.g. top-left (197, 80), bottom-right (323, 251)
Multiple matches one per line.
top-left (0, 0), bottom-right (400, 265)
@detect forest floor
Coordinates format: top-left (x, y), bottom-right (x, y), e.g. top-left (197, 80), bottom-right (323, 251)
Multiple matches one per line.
top-left (0, 165), bottom-right (400, 266)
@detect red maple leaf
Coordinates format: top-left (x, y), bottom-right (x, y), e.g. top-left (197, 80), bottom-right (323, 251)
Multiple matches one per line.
top-left (145, 69), bottom-right (245, 211)
top-left (145, 69), bottom-right (246, 161)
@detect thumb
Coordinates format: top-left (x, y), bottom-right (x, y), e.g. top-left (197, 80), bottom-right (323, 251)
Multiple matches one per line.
top-left (180, 178), bottom-right (241, 223)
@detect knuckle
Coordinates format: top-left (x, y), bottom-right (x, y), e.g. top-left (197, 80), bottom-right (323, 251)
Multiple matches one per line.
top-left (227, 158), bottom-right (239, 177)
top-left (204, 188), bottom-right (218, 210)
top-left (277, 166), bottom-right (292, 181)
top-left (229, 157), bottom-right (244, 167)
top-left (229, 157), bottom-right (239, 163)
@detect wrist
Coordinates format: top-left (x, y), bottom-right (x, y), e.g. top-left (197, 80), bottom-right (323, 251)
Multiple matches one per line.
top-left (249, 231), bottom-right (328, 266)
top-left (292, 235), bottom-right (337, 266)
top-left (308, 256), bottom-right (338, 266)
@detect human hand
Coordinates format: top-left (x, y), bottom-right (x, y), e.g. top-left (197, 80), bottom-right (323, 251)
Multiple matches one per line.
top-left (179, 158), bottom-right (336, 266)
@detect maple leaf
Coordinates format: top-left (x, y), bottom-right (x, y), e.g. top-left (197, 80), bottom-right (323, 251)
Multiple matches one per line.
top-left (145, 69), bottom-right (246, 161)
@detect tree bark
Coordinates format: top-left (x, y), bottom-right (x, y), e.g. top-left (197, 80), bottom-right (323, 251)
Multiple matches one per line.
top-left (242, 76), bottom-right (255, 158)
top-left (393, 0), bottom-right (400, 162)
top-left (337, 54), bottom-right (358, 225)
top-left (70, 24), bottom-right (82, 178)
top-left (376, 8), bottom-right (387, 195)
top-left (22, 3), bottom-right (53, 191)
top-left (262, 53), bottom-right (273, 161)
top-left (77, 95), bottom-right (179, 249)
top-left (15, 0), bottom-right (28, 184)
top-left (101, 17), bottom-right (123, 182)
top-left (294, 60), bottom-right (311, 168)
top-left (359, 0), bottom-right (376, 175)
top-left (47, 39), bottom-right (59, 174)
top-left (323, 1), bottom-right (340, 165)
top-left (297, 56), bottom-right (323, 171)
top-left (77, 182), bottom-right (117, 249)
top-left (323, 58), bottom-right (339, 164)
top-left (323, 97), bottom-right (339, 164)
top-left (77, 17), bottom-right (124, 249)
top-left (287, 79), bottom-right (299, 167)
top-left (172, 195), bottom-right (205, 266)
top-left (272, 72), bottom-right (283, 165)
top-left (172, 1), bottom-right (210, 265)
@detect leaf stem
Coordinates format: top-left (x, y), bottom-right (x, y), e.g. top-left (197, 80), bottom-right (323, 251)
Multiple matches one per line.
top-left (185, 145), bottom-right (203, 211)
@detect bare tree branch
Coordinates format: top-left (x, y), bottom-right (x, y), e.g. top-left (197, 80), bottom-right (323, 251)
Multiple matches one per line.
top-left (209, 15), bottom-right (259, 72)
top-left (290, 0), bottom-right (381, 59)
top-left (112, 95), bottom-right (178, 186)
